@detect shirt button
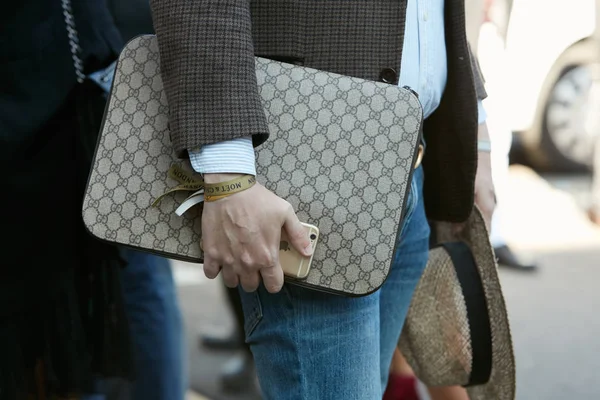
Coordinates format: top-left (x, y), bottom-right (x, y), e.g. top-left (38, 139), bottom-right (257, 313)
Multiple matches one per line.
top-left (379, 68), bottom-right (398, 84)
top-left (423, 12), bottom-right (428, 21)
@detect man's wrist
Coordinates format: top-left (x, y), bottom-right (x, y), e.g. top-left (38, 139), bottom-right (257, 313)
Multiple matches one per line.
top-left (203, 173), bottom-right (247, 184)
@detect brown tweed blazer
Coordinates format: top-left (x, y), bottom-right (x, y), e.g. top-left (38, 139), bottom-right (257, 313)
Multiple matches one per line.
top-left (150, 0), bottom-right (487, 222)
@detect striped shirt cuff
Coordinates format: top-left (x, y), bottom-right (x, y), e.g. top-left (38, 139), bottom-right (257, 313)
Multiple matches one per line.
top-left (189, 137), bottom-right (256, 176)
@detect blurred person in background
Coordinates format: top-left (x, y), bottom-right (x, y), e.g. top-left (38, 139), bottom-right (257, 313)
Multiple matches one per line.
top-left (480, 0), bottom-right (537, 271)
top-left (86, 2), bottom-right (187, 400)
top-left (591, 21), bottom-right (600, 225)
top-left (471, 0), bottom-right (537, 271)
top-left (588, 73), bottom-right (600, 225)
top-left (591, 134), bottom-right (600, 224)
top-left (1, 1), bottom-right (185, 399)
top-left (587, 1), bottom-right (600, 226)
top-left (1, 1), bottom-right (132, 399)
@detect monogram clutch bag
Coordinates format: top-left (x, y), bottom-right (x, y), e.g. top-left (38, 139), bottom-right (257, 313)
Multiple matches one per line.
top-left (83, 35), bottom-right (423, 296)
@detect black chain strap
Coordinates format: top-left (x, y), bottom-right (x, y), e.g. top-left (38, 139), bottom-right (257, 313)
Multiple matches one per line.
top-left (61, 0), bottom-right (85, 83)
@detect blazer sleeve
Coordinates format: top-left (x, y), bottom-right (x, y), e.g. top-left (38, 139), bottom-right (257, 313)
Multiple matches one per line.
top-left (150, 0), bottom-right (269, 158)
top-left (467, 43), bottom-right (488, 101)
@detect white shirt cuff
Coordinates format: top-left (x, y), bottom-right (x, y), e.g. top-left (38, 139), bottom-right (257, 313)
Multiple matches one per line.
top-left (477, 99), bottom-right (487, 125)
top-left (189, 137), bottom-right (257, 176)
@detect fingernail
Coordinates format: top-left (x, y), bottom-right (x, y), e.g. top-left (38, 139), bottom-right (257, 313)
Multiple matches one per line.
top-left (267, 284), bottom-right (283, 294)
top-left (304, 243), bottom-right (314, 255)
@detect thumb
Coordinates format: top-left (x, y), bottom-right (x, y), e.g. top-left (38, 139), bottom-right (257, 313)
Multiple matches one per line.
top-left (283, 209), bottom-right (313, 257)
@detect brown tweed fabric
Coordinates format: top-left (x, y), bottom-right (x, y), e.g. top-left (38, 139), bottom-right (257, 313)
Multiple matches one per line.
top-left (149, 0), bottom-right (487, 222)
top-left (150, 0), bottom-right (270, 153)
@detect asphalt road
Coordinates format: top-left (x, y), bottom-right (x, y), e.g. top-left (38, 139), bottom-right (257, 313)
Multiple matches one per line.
top-left (174, 166), bottom-right (600, 400)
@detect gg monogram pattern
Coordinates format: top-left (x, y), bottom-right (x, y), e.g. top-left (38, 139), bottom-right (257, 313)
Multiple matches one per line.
top-left (83, 35), bottom-right (423, 296)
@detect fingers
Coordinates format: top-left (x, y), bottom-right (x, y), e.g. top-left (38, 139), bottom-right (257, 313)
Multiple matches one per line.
top-left (260, 260), bottom-right (284, 294)
top-left (486, 192), bottom-right (497, 229)
top-left (202, 236), bottom-right (222, 279)
top-left (480, 198), bottom-right (495, 231)
top-left (221, 265), bottom-right (240, 288)
top-left (239, 271), bottom-right (261, 292)
top-left (203, 258), bottom-right (221, 279)
top-left (474, 184), bottom-right (496, 232)
top-left (481, 204), bottom-right (493, 231)
top-left (206, 255), bottom-right (282, 293)
top-left (483, 215), bottom-right (493, 232)
top-left (199, 186), bottom-right (291, 294)
top-left (283, 205), bottom-right (313, 256)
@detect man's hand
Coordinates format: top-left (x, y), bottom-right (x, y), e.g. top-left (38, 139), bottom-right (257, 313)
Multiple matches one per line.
top-left (201, 173), bottom-right (313, 293)
top-left (474, 150), bottom-right (496, 230)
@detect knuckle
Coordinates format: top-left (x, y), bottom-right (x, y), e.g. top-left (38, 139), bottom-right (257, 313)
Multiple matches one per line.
top-left (288, 227), bottom-right (305, 240)
top-left (282, 200), bottom-right (294, 214)
top-left (240, 252), bottom-right (254, 268)
top-left (205, 248), bottom-right (220, 261)
top-left (263, 252), bottom-right (276, 268)
top-left (222, 255), bottom-right (235, 266)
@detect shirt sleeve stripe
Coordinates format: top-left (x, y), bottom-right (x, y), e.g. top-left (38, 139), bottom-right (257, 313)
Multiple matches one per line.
top-left (189, 137), bottom-right (257, 176)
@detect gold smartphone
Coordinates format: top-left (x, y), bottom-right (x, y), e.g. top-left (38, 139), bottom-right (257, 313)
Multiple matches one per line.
top-left (280, 222), bottom-right (319, 279)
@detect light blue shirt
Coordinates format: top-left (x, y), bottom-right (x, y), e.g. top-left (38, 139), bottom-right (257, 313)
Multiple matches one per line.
top-left (189, 0), bottom-right (486, 175)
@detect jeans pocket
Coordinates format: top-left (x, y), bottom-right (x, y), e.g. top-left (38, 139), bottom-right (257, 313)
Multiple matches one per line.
top-left (238, 289), bottom-right (264, 340)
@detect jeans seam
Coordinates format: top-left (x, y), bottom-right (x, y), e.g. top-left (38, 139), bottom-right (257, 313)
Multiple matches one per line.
top-left (244, 291), bottom-right (263, 338)
top-left (285, 286), bottom-right (308, 399)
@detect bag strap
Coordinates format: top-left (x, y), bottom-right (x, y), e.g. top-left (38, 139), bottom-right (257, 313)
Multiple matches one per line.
top-left (61, 0), bottom-right (86, 83)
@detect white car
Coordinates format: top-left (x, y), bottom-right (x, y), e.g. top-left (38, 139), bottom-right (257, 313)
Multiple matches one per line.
top-left (502, 0), bottom-right (600, 171)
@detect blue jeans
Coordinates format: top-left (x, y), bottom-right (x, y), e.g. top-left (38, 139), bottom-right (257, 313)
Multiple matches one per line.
top-left (84, 250), bottom-right (186, 400)
top-left (239, 166), bottom-right (430, 400)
